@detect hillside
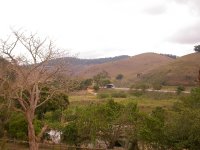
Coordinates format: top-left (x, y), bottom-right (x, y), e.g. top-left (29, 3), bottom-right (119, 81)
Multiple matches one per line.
top-left (140, 53), bottom-right (200, 86)
top-left (79, 53), bottom-right (174, 82)
top-left (48, 55), bottom-right (130, 74)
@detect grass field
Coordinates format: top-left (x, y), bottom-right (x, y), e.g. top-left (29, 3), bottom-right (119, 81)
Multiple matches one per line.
top-left (69, 89), bottom-right (179, 112)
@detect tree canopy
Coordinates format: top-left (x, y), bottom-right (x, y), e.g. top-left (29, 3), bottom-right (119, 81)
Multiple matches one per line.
top-left (0, 30), bottom-right (66, 150)
top-left (194, 45), bottom-right (200, 52)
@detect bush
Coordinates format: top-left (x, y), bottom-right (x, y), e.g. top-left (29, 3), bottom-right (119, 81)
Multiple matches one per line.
top-left (7, 113), bottom-right (43, 140)
top-left (131, 84), bottom-right (149, 92)
top-left (129, 90), bottom-right (144, 97)
top-left (7, 113), bottom-right (28, 140)
top-left (62, 122), bottom-right (78, 145)
top-left (152, 83), bottom-right (162, 90)
top-left (144, 91), bottom-right (177, 100)
top-left (181, 87), bottom-right (200, 109)
top-left (79, 79), bottom-right (93, 90)
top-left (97, 93), bottom-right (110, 99)
top-left (93, 85), bottom-right (99, 91)
top-left (176, 86), bottom-right (185, 95)
top-left (111, 91), bottom-right (127, 98)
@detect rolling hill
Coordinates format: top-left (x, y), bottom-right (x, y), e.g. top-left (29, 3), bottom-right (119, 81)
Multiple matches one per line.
top-left (78, 53), bottom-right (175, 82)
top-left (140, 52), bottom-right (200, 86)
top-left (47, 55), bottom-right (130, 75)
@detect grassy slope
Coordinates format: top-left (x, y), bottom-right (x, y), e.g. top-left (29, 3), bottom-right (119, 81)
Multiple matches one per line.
top-left (79, 53), bottom-right (174, 81)
top-left (141, 53), bottom-right (200, 86)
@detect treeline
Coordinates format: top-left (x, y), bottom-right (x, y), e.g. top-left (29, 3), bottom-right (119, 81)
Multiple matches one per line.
top-left (48, 55), bottom-right (130, 66)
top-left (159, 53), bottom-right (178, 59)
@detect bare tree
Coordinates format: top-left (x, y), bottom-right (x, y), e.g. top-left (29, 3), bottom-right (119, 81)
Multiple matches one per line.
top-left (0, 30), bottom-right (66, 150)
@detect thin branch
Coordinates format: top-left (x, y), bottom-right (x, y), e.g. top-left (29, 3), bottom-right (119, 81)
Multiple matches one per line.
top-left (35, 90), bottom-right (56, 108)
top-left (12, 107), bottom-right (25, 114)
top-left (36, 124), bottom-right (48, 142)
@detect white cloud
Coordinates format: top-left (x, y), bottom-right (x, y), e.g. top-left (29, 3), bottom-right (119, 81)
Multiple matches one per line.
top-left (0, 0), bottom-right (199, 58)
top-left (171, 0), bottom-right (200, 14)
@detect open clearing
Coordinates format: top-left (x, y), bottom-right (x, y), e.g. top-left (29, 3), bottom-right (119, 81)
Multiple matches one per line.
top-left (69, 89), bottom-right (179, 112)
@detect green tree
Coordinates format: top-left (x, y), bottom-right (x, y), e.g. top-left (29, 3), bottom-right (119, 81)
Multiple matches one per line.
top-left (194, 45), bottom-right (200, 52)
top-left (62, 100), bottom-right (140, 149)
top-left (7, 113), bottom-right (42, 141)
top-left (181, 87), bottom-right (200, 109)
top-left (62, 106), bottom-right (100, 146)
top-left (36, 87), bottom-right (69, 120)
top-left (139, 107), bottom-right (166, 149)
top-left (79, 78), bottom-right (93, 90)
top-left (93, 71), bottom-right (110, 87)
top-left (62, 122), bottom-right (78, 145)
top-left (176, 85), bottom-right (185, 95)
top-left (116, 74), bottom-right (124, 80)
top-left (140, 88), bottom-right (200, 149)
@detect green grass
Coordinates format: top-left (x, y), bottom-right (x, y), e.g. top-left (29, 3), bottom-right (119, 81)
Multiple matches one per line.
top-left (69, 90), bottom-right (178, 112)
top-left (162, 85), bottom-right (193, 92)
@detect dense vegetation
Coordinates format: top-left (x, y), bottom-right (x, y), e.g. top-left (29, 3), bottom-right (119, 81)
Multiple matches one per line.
top-left (1, 84), bottom-right (200, 149)
top-left (0, 31), bottom-right (200, 150)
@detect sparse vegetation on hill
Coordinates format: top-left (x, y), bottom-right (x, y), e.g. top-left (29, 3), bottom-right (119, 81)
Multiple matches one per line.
top-left (140, 53), bottom-right (200, 86)
top-left (47, 55), bottom-right (130, 75)
top-left (159, 53), bottom-right (178, 59)
top-left (79, 53), bottom-right (174, 86)
top-left (194, 45), bottom-right (200, 52)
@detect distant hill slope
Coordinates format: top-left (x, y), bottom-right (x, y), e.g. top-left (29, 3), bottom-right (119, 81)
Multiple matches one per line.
top-left (140, 53), bottom-right (200, 86)
top-left (48, 55), bottom-right (130, 74)
top-left (79, 53), bottom-right (174, 81)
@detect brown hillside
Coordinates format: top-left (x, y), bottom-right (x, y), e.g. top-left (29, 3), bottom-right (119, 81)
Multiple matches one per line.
top-left (141, 53), bottom-right (200, 86)
top-left (79, 53), bottom-right (174, 81)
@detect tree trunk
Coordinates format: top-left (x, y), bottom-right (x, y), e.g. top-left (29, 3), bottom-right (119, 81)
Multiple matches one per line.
top-left (26, 111), bottom-right (38, 150)
top-left (129, 140), bottom-right (139, 150)
top-left (108, 141), bottom-right (115, 149)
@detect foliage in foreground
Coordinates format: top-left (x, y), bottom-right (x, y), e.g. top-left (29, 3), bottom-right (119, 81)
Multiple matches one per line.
top-left (62, 88), bottom-right (200, 149)
top-left (1, 86), bottom-right (200, 150)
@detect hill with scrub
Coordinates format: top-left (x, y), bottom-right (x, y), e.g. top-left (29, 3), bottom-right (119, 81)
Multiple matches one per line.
top-left (48, 55), bottom-right (130, 75)
top-left (78, 53), bottom-right (175, 82)
top-left (139, 52), bottom-right (200, 86)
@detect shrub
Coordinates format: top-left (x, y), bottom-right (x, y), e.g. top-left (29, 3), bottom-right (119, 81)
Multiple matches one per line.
top-left (129, 90), bottom-right (144, 97)
top-left (131, 84), bottom-right (149, 92)
top-left (111, 91), bottom-right (127, 98)
top-left (97, 93), bottom-right (110, 99)
top-left (62, 122), bottom-right (78, 145)
top-left (152, 83), bottom-right (162, 90)
top-left (176, 86), bottom-right (185, 95)
top-left (93, 85), bottom-right (99, 91)
top-left (144, 91), bottom-right (177, 100)
top-left (7, 113), bottom-right (28, 140)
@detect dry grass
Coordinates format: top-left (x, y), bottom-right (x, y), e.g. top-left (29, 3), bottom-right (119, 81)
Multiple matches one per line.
top-left (79, 53), bottom-right (174, 81)
top-left (141, 53), bottom-right (200, 86)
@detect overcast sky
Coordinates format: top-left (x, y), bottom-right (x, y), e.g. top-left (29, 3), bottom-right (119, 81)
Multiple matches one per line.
top-left (1, 0), bottom-right (200, 58)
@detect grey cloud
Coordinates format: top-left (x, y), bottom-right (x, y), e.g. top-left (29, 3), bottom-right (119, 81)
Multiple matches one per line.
top-left (144, 5), bottom-right (167, 15)
top-left (169, 21), bottom-right (200, 44)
